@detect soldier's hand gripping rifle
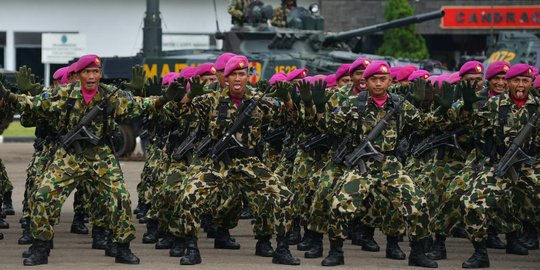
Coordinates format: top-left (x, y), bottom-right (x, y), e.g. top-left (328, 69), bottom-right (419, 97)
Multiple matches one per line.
top-left (59, 87), bottom-right (120, 154)
top-left (494, 112), bottom-right (539, 180)
top-left (208, 95), bottom-right (265, 163)
top-left (172, 125), bottom-right (201, 163)
top-left (344, 96), bottom-right (407, 174)
top-left (410, 126), bottom-right (464, 158)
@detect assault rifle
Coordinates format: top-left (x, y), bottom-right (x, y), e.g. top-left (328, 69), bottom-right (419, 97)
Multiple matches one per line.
top-left (209, 95), bottom-right (264, 163)
top-left (59, 87), bottom-right (119, 154)
top-left (263, 125), bottom-right (287, 144)
top-left (494, 112), bottom-right (539, 180)
top-left (343, 96), bottom-right (407, 174)
top-left (410, 127), bottom-right (464, 158)
top-left (172, 125), bottom-right (200, 163)
top-left (194, 134), bottom-right (212, 158)
top-left (332, 136), bottom-right (352, 164)
top-left (299, 133), bottom-right (329, 152)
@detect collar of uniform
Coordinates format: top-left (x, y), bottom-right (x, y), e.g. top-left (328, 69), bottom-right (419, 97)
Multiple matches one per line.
top-left (500, 93), bottom-right (536, 107)
top-left (69, 84), bottom-right (105, 101)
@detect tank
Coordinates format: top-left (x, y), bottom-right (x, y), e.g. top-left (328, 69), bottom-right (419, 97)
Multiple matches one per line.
top-left (100, 0), bottom-right (445, 157)
top-left (484, 31), bottom-right (540, 67)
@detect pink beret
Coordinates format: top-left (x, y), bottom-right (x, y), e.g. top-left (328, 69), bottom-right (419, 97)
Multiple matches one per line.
top-left (68, 62), bottom-right (78, 74)
top-left (485, 61), bottom-right (510, 80)
top-left (408, 70), bottom-right (430, 81)
top-left (311, 74), bottom-right (327, 85)
top-left (196, 63), bottom-right (217, 76)
top-left (390, 66), bottom-right (402, 79)
top-left (446, 72), bottom-right (461, 84)
top-left (286, 68), bottom-right (308, 81)
top-left (335, 64), bottom-right (351, 80)
top-left (180, 67), bottom-right (198, 79)
top-left (349, 58), bottom-right (371, 73)
top-left (459, 61), bottom-right (484, 77)
top-left (325, 74), bottom-right (337, 88)
top-left (427, 75), bottom-right (438, 84)
top-left (269, 72), bottom-right (287, 85)
top-left (534, 76), bottom-right (540, 88)
top-left (532, 66), bottom-right (538, 78)
top-left (215, 53), bottom-right (237, 71)
top-left (162, 72), bottom-right (180, 85)
top-left (224, 55), bottom-right (249, 77)
top-left (432, 75), bottom-right (447, 89)
top-left (396, 65), bottom-right (418, 81)
top-left (75, 54), bottom-right (101, 73)
top-left (363, 61), bottom-right (390, 78)
top-left (505, 64), bottom-right (534, 80)
top-left (53, 66), bottom-right (69, 80)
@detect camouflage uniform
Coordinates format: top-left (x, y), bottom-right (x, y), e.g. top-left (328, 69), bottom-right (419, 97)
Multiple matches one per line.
top-left (228, 0), bottom-right (251, 26)
top-left (271, 7), bottom-right (289, 27)
top-left (12, 84), bottom-right (157, 243)
top-left (172, 87), bottom-right (295, 238)
top-left (460, 93), bottom-right (540, 241)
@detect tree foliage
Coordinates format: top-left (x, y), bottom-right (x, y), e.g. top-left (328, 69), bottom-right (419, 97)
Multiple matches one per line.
top-left (376, 0), bottom-right (429, 60)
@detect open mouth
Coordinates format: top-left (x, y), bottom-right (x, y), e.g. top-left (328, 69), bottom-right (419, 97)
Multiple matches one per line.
top-left (514, 89), bottom-right (527, 99)
top-left (233, 84), bottom-right (242, 90)
top-left (359, 82), bottom-right (367, 90)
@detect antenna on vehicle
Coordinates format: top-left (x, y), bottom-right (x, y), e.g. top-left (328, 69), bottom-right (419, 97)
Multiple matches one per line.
top-left (213, 0), bottom-right (221, 33)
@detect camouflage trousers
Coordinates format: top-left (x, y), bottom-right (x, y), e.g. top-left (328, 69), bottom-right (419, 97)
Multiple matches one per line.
top-left (273, 148), bottom-right (294, 186)
top-left (137, 141), bottom-right (163, 205)
top-left (178, 156), bottom-right (293, 237)
top-left (30, 147), bottom-right (135, 243)
top-left (0, 158), bottom-right (8, 204)
top-left (460, 162), bottom-right (540, 242)
top-left (329, 156), bottom-right (430, 241)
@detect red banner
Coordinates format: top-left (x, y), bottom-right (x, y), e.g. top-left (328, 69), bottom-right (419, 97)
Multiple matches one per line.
top-left (441, 6), bottom-right (540, 29)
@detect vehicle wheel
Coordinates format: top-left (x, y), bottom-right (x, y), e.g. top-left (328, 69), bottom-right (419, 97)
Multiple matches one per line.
top-left (113, 124), bottom-right (134, 157)
top-left (0, 110), bottom-right (14, 135)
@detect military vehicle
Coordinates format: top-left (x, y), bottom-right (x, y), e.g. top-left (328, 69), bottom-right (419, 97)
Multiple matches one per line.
top-left (484, 31), bottom-right (540, 67)
top-left (100, 0), bottom-right (445, 157)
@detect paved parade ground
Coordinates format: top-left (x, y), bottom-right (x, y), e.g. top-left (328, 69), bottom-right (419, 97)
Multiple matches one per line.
top-left (0, 143), bottom-right (538, 270)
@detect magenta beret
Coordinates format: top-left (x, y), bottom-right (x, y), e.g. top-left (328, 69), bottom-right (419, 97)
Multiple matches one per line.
top-left (446, 72), bottom-right (461, 84)
top-left (363, 61), bottom-right (390, 78)
top-left (325, 74), bottom-right (337, 88)
top-left (286, 68), bottom-right (308, 82)
top-left (269, 72), bottom-right (287, 85)
top-left (75, 54), bottom-right (101, 73)
top-left (215, 53), bottom-right (237, 71)
top-left (180, 67), bottom-right (197, 79)
top-left (485, 61), bottom-right (510, 80)
top-left (335, 64), bottom-right (351, 80)
top-left (459, 61), bottom-right (484, 77)
top-left (311, 74), bottom-right (327, 85)
top-left (196, 63), bottom-right (217, 76)
top-left (349, 58), bottom-right (371, 73)
top-left (162, 72), bottom-right (180, 85)
top-left (505, 64), bottom-right (534, 80)
top-left (534, 76), bottom-right (540, 88)
top-left (396, 65), bottom-right (418, 81)
top-left (390, 66), bottom-right (402, 79)
top-left (224, 55), bottom-right (249, 77)
top-left (53, 66), bottom-right (69, 80)
top-left (408, 70), bottom-right (430, 81)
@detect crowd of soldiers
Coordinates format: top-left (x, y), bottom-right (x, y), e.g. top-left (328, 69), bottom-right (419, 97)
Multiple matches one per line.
top-left (0, 50), bottom-right (539, 269)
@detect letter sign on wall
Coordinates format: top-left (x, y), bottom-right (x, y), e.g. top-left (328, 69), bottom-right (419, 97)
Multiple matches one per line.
top-left (441, 6), bottom-right (540, 29)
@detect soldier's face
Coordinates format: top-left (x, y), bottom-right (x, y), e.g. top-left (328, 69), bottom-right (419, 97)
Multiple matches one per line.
top-left (337, 75), bottom-right (351, 88)
top-left (508, 76), bottom-right (532, 100)
top-left (227, 69), bottom-right (248, 97)
top-left (461, 74), bottom-right (484, 92)
top-left (201, 74), bottom-right (217, 85)
top-left (77, 68), bottom-right (102, 90)
top-left (352, 70), bottom-right (366, 90)
top-left (488, 74), bottom-right (508, 94)
top-left (367, 74), bottom-right (391, 98)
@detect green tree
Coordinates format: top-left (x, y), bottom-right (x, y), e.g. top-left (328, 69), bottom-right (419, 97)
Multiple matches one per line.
top-left (376, 0), bottom-right (429, 60)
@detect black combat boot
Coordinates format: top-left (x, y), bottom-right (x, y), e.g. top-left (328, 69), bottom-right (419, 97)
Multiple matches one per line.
top-left (321, 238), bottom-right (344, 266)
top-left (304, 232), bottom-right (323, 259)
top-left (519, 223), bottom-right (539, 250)
top-left (22, 240), bottom-right (53, 258)
top-left (156, 232), bottom-right (175, 249)
top-left (142, 219), bottom-right (159, 244)
top-left (297, 228), bottom-right (313, 251)
top-left (350, 221), bottom-right (363, 246)
top-left (386, 235), bottom-right (406, 260)
top-left (133, 200), bottom-right (142, 215)
top-left (135, 202), bottom-right (148, 219)
top-left (408, 240), bottom-right (438, 268)
top-left (272, 235), bottom-right (301, 265)
top-left (115, 242), bottom-right (140, 264)
top-left (255, 235), bottom-right (274, 257)
top-left (105, 240), bottom-right (118, 257)
top-left (427, 234), bottom-right (447, 260)
top-left (0, 217), bottom-right (9, 229)
top-left (462, 240), bottom-right (490, 268)
top-left (0, 232), bottom-right (3, 239)
top-left (486, 226), bottom-right (505, 249)
top-left (70, 212), bottom-right (89, 234)
top-left (20, 217), bottom-right (27, 227)
top-left (361, 225), bottom-right (380, 252)
top-left (92, 226), bottom-right (110, 250)
top-left (23, 239), bottom-right (49, 266)
top-left (169, 237), bottom-right (185, 257)
top-left (239, 206), bottom-right (253, 219)
top-left (18, 217), bottom-right (32, 245)
top-left (3, 191), bottom-right (14, 215)
top-left (180, 236), bottom-right (202, 265)
top-left (453, 224), bottom-right (468, 238)
top-left (214, 227), bottom-right (240, 249)
top-left (506, 231), bottom-right (528, 255)
top-left (287, 218), bottom-right (302, 245)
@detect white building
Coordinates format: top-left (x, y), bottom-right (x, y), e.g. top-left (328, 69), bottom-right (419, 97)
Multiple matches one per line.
top-left (0, 0), bottom-right (315, 79)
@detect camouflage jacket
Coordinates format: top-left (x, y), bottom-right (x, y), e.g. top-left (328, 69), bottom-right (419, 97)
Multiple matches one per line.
top-left (474, 93), bottom-right (540, 161)
top-left (271, 7), bottom-right (289, 27)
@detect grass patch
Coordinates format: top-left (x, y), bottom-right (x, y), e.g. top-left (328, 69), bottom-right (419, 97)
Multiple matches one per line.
top-left (2, 121), bottom-right (35, 137)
